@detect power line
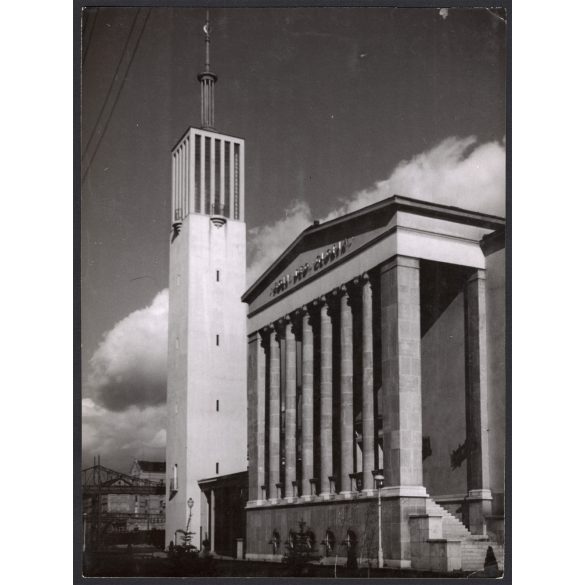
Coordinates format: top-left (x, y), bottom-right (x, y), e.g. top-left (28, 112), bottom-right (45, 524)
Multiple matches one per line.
top-left (82, 7), bottom-right (99, 66)
top-left (82, 9), bottom-right (140, 162)
top-left (82, 8), bottom-right (151, 184)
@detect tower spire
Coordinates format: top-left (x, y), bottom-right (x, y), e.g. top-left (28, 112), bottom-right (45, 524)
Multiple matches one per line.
top-left (197, 10), bottom-right (217, 130)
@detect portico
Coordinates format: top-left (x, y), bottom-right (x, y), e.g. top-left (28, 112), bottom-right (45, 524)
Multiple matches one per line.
top-left (243, 195), bottom-right (505, 567)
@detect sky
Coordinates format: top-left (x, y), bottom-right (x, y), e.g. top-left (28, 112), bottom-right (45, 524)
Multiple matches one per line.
top-left (81, 5), bottom-right (507, 472)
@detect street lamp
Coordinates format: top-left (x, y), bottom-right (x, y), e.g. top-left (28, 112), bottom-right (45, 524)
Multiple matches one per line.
top-left (186, 497), bottom-right (194, 532)
top-left (374, 474), bottom-right (384, 568)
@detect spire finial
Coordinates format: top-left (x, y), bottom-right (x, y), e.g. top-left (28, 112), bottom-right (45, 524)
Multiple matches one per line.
top-left (203, 9), bottom-right (211, 72)
top-left (197, 9), bottom-right (217, 130)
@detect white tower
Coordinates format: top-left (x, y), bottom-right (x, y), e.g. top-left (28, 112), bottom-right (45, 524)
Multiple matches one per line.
top-left (165, 14), bottom-right (247, 549)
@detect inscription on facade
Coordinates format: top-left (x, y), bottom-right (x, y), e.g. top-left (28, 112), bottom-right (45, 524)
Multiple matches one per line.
top-left (269, 238), bottom-right (353, 297)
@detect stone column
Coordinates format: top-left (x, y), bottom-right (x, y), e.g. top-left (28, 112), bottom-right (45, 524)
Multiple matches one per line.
top-left (301, 306), bottom-right (315, 499)
top-left (340, 286), bottom-right (354, 495)
top-left (381, 256), bottom-right (424, 488)
top-left (268, 327), bottom-right (281, 500)
top-left (361, 274), bottom-right (375, 493)
top-left (380, 256), bottom-right (427, 564)
top-left (464, 269), bottom-right (492, 534)
top-left (319, 298), bottom-right (334, 496)
top-left (247, 331), bottom-right (266, 503)
top-left (200, 133), bottom-right (206, 212)
top-left (284, 317), bottom-right (297, 499)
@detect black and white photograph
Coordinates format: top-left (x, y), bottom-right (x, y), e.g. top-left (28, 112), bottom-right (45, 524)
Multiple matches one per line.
top-left (79, 2), bottom-right (509, 579)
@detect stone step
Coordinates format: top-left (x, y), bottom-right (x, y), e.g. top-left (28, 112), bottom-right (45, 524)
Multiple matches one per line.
top-left (424, 498), bottom-right (504, 572)
top-left (425, 499), bottom-right (471, 539)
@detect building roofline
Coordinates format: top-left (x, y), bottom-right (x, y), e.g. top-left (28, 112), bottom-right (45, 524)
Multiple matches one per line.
top-left (480, 226), bottom-right (506, 256)
top-left (242, 194), bottom-right (505, 303)
top-left (197, 470), bottom-right (248, 487)
top-left (171, 126), bottom-right (245, 152)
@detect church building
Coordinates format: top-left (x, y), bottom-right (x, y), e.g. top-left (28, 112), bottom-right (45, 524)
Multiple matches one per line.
top-left (165, 16), bottom-right (247, 549)
top-left (243, 196), bottom-right (506, 572)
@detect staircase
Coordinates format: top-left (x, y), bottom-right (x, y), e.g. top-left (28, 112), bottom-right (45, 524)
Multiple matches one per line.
top-left (425, 499), bottom-right (504, 572)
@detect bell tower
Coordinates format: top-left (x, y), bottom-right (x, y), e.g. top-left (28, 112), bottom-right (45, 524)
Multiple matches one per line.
top-left (165, 12), bottom-right (247, 550)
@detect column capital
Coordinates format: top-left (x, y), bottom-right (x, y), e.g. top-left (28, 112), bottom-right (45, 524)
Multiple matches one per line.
top-left (340, 284), bottom-right (354, 307)
top-left (267, 322), bottom-right (283, 345)
top-left (265, 322), bottom-right (279, 334)
top-left (256, 328), bottom-right (270, 350)
top-left (381, 255), bottom-right (420, 273)
top-left (318, 294), bottom-right (337, 317)
top-left (301, 304), bottom-right (319, 327)
top-left (282, 317), bottom-right (296, 339)
top-left (281, 311), bottom-right (303, 337)
top-left (272, 318), bottom-right (289, 339)
top-left (343, 280), bottom-right (362, 308)
top-left (352, 271), bottom-right (372, 287)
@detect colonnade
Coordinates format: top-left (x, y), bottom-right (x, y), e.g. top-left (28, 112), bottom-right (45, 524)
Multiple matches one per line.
top-left (249, 272), bottom-right (378, 502)
top-left (247, 256), bottom-right (492, 527)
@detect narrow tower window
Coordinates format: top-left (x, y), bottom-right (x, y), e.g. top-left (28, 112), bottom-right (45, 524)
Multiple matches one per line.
top-left (216, 334), bottom-right (219, 346)
top-left (216, 270), bottom-right (220, 282)
top-left (224, 142), bottom-right (231, 217)
top-left (216, 399), bottom-right (219, 412)
top-left (215, 139), bottom-right (221, 213)
top-left (234, 143), bottom-right (240, 220)
top-left (205, 137), bottom-right (211, 214)
top-left (195, 134), bottom-right (201, 212)
top-left (216, 462), bottom-right (219, 474)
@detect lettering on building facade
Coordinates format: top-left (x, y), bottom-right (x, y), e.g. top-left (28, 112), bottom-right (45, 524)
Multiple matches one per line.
top-left (269, 238), bottom-right (353, 297)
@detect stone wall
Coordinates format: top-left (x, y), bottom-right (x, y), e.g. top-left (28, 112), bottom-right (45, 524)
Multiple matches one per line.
top-left (246, 494), bottom-right (427, 565)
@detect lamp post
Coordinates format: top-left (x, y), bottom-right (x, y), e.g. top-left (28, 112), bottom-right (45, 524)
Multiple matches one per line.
top-left (374, 474), bottom-right (384, 568)
top-left (186, 497), bottom-right (194, 541)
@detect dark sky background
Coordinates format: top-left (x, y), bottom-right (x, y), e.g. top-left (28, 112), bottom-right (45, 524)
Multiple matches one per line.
top-left (81, 6), bottom-right (506, 471)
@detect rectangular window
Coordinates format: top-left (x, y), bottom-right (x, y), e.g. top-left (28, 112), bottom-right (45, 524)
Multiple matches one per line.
top-left (234, 143), bottom-right (240, 220)
top-left (216, 399), bottom-right (219, 412)
top-left (216, 462), bottom-right (219, 474)
top-left (215, 139), bottom-right (221, 214)
top-left (205, 137), bottom-right (211, 214)
top-left (195, 134), bottom-right (201, 212)
top-left (216, 270), bottom-right (220, 282)
top-left (224, 142), bottom-right (231, 217)
top-left (216, 334), bottom-right (219, 346)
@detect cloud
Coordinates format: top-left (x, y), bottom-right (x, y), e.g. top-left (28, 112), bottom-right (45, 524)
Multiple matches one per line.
top-left (247, 200), bottom-right (312, 285)
top-left (247, 136), bottom-right (505, 282)
top-left (82, 398), bottom-right (166, 471)
top-left (86, 289), bottom-right (169, 411)
top-left (325, 136), bottom-right (505, 221)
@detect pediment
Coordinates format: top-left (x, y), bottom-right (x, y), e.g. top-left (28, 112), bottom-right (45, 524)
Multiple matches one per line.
top-left (243, 195), bottom-right (505, 312)
top-left (244, 200), bottom-right (396, 309)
